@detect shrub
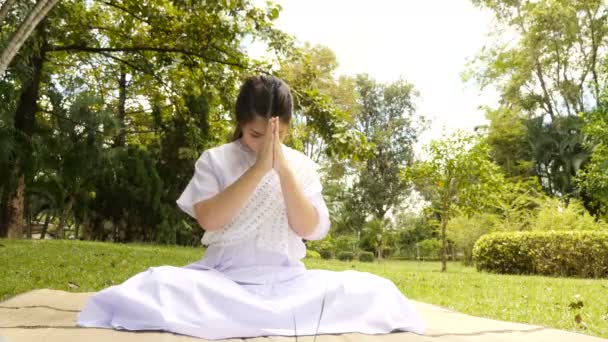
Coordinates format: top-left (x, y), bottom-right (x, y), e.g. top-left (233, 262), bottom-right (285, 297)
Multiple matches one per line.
top-left (307, 238), bottom-right (335, 259)
top-left (335, 235), bottom-right (357, 253)
top-left (306, 250), bottom-right (321, 259)
top-left (416, 239), bottom-right (442, 260)
top-left (473, 231), bottom-right (608, 278)
top-left (532, 198), bottom-right (608, 231)
top-left (337, 251), bottom-right (354, 261)
top-left (306, 239), bottom-right (335, 253)
top-left (447, 213), bottom-right (500, 265)
top-left (359, 251), bottom-right (375, 262)
top-left (320, 248), bottom-right (333, 259)
top-left (381, 247), bottom-right (395, 258)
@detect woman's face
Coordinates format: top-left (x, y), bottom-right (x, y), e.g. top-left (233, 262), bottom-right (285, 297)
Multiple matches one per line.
top-left (240, 115), bottom-right (289, 154)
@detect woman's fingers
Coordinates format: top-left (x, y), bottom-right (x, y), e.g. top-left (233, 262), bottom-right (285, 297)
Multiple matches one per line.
top-left (270, 118), bottom-right (276, 168)
top-left (274, 117), bottom-right (279, 142)
top-left (268, 116), bottom-right (273, 138)
top-left (255, 118), bottom-right (275, 173)
top-left (272, 118), bottom-right (277, 141)
top-left (265, 119), bottom-right (272, 154)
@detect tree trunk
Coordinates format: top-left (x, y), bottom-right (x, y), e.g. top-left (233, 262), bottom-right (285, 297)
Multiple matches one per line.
top-left (6, 23), bottom-right (46, 239)
top-left (41, 212), bottom-right (51, 239)
top-left (90, 215), bottom-right (103, 241)
top-left (113, 219), bottom-right (118, 242)
top-left (0, 0), bottom-right (59, 76)
top-left (6, 175), bottom-right (25, 239)
top-left (56, 195), bottom-right (73, 239)
top-left (0, 185), bottom-right (9, 237)
top-left (115, 66), bottom-right (127, 147)
top-left (26, 197), bottom-right (32, 239)
top-left (441, 214), bottom-right (448, 272)
top-left (441, 191), bottom-right (450, 272)
top-left (78, 216), bottom-right (87, 240)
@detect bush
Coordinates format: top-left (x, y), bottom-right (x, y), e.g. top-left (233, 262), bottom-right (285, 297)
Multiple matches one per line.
top-left (320, 248), bottom-right (333, 259)
top-left (447, 213), bottom-right (500, 265)
top-left (306, 239), bottom-right (335, 253)
top-left (337, 251), bottom-right (354, 261)
top-left (473, 231), bottom-right (608, 278)
top-left (335, 235), bottom-right (357, 253)
top-left (416, 239), bottom-right (442, 260)
top-left (359, 251), bottom-right (375, 262)
top-left (307, 238), bottom-right (335, 259)
top-left (381, 247), bottom-right (395, 258)
top-left (306, 250), bottom-right (321, 259)
top-left (532, 198), bottom-right (607, 231)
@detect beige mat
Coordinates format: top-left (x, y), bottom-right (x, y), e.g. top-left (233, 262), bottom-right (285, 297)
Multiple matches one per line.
top-left (0, 289), bottom-right (604, 342)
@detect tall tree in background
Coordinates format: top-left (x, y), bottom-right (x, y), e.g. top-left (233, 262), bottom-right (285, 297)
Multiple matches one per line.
top-left (468, 0), bottom-right (608, 210)
top-left (278, 44), bottom-right (368, 163)
top-left (354, 74), bottom-right (425, 221)
top-left (577, 108), bottom-right (608, 218)
top-left (0, 0), bottom-right (292, 240)
top-left (0, 0), bottom-right (61, 76)
top-left (404, 131), bottom-right (505, 271)
top-left (278, 44), bottom-right (373, 238)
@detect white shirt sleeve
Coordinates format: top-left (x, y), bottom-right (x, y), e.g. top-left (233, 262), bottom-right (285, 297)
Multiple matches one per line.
top-left (300, 160), bottom-right (331, 241)
top-left (176, 150), bottom-right (221, 219)
top-left (303, 192), bottom-right (331, 240)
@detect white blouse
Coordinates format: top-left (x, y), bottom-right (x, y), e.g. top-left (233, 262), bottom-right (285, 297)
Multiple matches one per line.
top-left (176, 139), bottom-right (331, 265)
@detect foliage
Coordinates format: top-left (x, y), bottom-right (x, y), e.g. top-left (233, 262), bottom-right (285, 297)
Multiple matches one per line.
top-left (473, 230), bottom-right (608, 278)
top-left (447, 213), bottom-right (501, 266)
top-left (415, 239), bottom-right (442, 260)
top-left (337, 251), bottom-right (354, 261)
top-left (358, 251), bottom-right (374, 262)
top-left (531, 197), bottom-right (608, 231)
top-left (404, 131), bottom-right (506, 270)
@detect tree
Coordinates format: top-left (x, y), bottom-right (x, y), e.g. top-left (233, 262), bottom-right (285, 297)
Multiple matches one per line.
top-left (278, 44), bottom-right (373, 241)
top-left (467, 0), bottom-right (607, 207)
top-left (0, 0), bottom-right (293, 240)
top-left (278, 44), bottom-right (369, 163)
top-left (354, 74), bottom-right (426, 221)
top-left (404, 131), bottom-right (505, 271)
top-left (359, 217), bottom-right (397, 259)
top-left (577, 108), bottom-right (608, 218)
top-left (0, 0), bottom-right (61, 76)
top-left (483, 106), bottom-right (534, 180)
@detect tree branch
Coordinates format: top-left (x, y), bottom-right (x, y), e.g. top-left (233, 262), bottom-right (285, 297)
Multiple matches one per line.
top-left (0, 0), bottom-right (60, 76)
top-left (98, 0), bottom-right (147, 23)
top-left (47, 44), bottom-right (250, 69)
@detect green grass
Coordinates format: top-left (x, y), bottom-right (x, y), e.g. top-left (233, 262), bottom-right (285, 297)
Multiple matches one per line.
top-left (1, 239), bottom-right (607, 338)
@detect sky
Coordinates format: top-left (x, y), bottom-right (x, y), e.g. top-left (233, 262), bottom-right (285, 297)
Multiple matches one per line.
top-left (252, 0), bottom-right (501, 158)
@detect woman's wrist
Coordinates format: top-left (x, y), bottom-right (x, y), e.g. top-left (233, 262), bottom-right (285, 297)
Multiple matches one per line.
top-left (276, 164), bottom-right (292, 178)
top-left (250, 162), bottom-right (268, 180)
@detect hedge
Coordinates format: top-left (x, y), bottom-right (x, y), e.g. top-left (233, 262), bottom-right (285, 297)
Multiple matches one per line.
top-left (472, 230), bottom-right (608, 278)
top-left (359, 251), bottom-right (375, 262)
top-left (337, 251), bottom-right (354, 261)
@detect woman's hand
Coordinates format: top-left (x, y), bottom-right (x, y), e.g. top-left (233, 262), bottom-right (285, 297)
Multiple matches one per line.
top-left (254, 118), bottom-right (275, 174)
top-left (272, 117), bottom-right (289, 176)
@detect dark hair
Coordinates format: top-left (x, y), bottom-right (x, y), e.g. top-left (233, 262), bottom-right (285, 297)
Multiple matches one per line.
top-left (231, 75), bottom-right (293, 141)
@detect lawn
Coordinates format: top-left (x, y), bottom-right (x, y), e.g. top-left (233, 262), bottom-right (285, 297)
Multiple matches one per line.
top-left (1, 239), bottom-right (607, 338)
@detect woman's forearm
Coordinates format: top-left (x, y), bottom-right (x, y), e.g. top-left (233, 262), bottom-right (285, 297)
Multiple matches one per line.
top-left (278, 166), bottom-right (319, 238)
top-left (194, 164), bottom-right (266, 231)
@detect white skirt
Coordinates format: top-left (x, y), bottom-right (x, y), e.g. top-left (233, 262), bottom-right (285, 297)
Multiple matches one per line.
top-left (76, 262), bottom-right (426, 340)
